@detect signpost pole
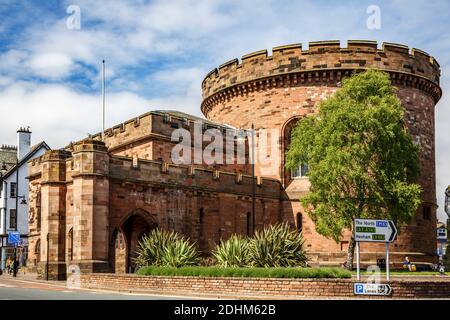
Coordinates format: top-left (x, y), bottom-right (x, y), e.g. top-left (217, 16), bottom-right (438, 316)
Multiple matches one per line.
top-left (386, 242), bottom-right (390, 281)
top-left (356, 241), bottom-right (360, 281)
top-left (46, 233), bottom-right (49, 281)
top-left (13, 244), bottom-right (17, 277)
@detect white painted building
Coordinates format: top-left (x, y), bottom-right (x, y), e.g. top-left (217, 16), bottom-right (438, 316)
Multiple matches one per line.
top-left (0, 128), bottom-right (49, 271)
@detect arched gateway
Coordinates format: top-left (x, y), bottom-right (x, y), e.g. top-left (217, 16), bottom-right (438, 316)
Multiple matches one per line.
top-left (110, 209), bottom-right (157, 273)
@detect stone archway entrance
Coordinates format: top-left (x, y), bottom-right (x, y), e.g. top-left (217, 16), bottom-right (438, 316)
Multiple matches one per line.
top-left (111, 209), bottom-right (157, 273)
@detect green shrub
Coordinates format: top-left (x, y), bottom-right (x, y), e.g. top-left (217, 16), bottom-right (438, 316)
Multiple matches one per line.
top-left (162, 239), bottom-right (200, 268)
top-left (212, 235), bottom-right (250, 267)
top-left (134, 229), bottom-right (199, 268)
top-left (136, 266), bottom-right (351, 279)
top-left (249, 223), bottom-right (308, 267)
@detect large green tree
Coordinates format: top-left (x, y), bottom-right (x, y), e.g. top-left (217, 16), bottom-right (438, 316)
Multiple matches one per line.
top-left (286, 70), bottom-right (422, 270)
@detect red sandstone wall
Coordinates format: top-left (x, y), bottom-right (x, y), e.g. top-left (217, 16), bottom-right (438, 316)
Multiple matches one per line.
top-left (108, 156), bottom-right (283, 255)
top-left (201, 40), bottom-right (441, 264)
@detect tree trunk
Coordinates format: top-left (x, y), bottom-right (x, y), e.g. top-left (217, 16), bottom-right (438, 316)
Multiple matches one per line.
top-left (345, 236), bottom-right (356, 270)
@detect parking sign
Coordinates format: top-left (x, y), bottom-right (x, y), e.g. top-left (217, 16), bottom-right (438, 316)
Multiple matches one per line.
top-left (7, 232), bottom-right (20, 246)
top-left (354, 283), bottom-right (392, 296)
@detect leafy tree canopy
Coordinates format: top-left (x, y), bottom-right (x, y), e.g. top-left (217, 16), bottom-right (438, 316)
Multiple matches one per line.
top-left (286, 70), bottom-right (422, 244)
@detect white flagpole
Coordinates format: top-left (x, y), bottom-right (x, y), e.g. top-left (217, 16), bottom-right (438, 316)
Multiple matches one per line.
top-left (101, 60), bottom-right (105, 141)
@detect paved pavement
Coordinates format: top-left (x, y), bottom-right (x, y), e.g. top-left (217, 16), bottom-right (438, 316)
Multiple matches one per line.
top-left (0, 275), bottom-right (180, 300)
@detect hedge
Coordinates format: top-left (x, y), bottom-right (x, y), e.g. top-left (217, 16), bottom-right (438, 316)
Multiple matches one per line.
top-left (136, 266), bottom-right (351, 279)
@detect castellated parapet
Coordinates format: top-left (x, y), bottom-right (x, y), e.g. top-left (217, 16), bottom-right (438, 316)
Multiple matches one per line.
top-left (202, 40), bottom-right (441, 116)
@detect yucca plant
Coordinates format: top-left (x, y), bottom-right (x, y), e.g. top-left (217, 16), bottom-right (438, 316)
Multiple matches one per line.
top-left (134, 229), bottom-right (183, 268)
top-left (162, 240), bottom-right (200, 268)
top-left (249, 223), bottom-right (308, 267)
top-left (212, 235), bottom-right (251, 267)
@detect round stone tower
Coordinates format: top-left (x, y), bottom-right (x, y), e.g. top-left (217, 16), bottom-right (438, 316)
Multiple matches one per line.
top-left (201, 40), bottom-right (442, 264)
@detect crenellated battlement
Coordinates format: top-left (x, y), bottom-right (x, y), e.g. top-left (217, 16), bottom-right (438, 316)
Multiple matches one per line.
top-left (28, 149), bottom-right (71, 182)
top-left (72, 138), bottom-right (108, 153)
top-left (29, 149), bottom-right (71, 171)
top-left (64, 110), bottom-right (233, 156)
top-left (201, 40), bottom-right (441, 116)
top-left (109, 155), bottom-right (282, 199)
top-left (0, 144), bottom-right (17, 150)
top-left (30, 149), bottom-right (71, 164)
top-left (65, 111), bottom-right (155, 151)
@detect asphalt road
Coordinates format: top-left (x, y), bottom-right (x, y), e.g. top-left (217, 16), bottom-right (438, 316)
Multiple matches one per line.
top-left (0, 276), bottom-right (178, 300)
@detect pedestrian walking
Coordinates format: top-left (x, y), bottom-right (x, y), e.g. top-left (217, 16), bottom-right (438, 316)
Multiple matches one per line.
top-left (5, 256), bottom-right (12, 275)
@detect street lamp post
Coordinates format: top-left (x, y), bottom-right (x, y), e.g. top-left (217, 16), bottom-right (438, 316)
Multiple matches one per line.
top-left (13, 156), bottom-right (19, 277)
top-left (12, 153), bottom-right (27, 278)
top-left (445, 186), bottom-right (450, 218)
top-left (46, 233), bottom-right (49, 281)
top-left (445, 186), bottom-right (450, 250)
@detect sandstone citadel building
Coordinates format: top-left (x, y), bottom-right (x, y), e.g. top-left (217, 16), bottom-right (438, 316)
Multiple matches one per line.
top-left (26, 40), bottom-right (441, 279)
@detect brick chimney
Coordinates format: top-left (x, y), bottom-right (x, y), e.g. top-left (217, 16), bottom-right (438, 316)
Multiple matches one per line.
top-left (17, 126), bottom-right (31, 160)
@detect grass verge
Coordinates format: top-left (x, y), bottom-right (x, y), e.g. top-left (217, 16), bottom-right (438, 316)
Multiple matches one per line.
top-left (135, 266), bottom-right (351, 279)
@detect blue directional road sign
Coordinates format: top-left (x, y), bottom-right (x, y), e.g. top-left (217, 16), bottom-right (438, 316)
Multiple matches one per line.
top-left (7, 232), bottom-right (20, 246)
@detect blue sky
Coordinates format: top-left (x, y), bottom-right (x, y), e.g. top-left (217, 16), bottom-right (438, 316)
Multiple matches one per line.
top-left (0, 0), bottom-right (449, 221)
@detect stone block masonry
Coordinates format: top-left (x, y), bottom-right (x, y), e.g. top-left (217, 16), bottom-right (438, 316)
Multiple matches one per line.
top-left (27, 138), bottom-right (286, 279)
top-left (80, 273), bottom-right (450, 299)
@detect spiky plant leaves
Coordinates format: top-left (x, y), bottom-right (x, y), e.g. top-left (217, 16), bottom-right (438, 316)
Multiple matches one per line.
top-left (212, 235), bottom-right (250, 267)
top-left (249, 223), bottom-right (308, 267)
top-left (134, 229), bottom-right (199, 268)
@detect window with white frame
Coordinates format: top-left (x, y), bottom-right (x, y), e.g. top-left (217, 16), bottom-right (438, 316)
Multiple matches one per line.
top-left (9, 209), bottom-right (17, 229)
top-left (10, 182), bottom-right (17, 198)
top-left (291, 163), bottom-right (309, 178)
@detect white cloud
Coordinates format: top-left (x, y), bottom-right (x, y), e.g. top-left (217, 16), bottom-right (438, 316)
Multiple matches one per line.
top-left (0, 0), bottom-right (449, 223)
top-left (28, 52), bottom-right (74, 79)
top-left (0, 82), bottom-right (151, 148)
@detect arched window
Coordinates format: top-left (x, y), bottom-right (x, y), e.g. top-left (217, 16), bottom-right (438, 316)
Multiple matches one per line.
top-left (422, 205), bottom-right (431, 220)
top-left (246, 212), bottom-right (254, 236)
top-left (296, 212), bottom-right (303, 234)
top-left (115, 231), bottom-right (125, 250)
top-left (168, 217), bottom-right (175, 230)
top-left (36, 191), bottom-right (41, 230)
top-left (68, 228), bottom-right (73, 261)
top-left (35, 239), bottom-right (41, 264)
top-left (282, 117), bottom-right (309, 183)
top-left (199, 208), bottom-right (205, 238)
